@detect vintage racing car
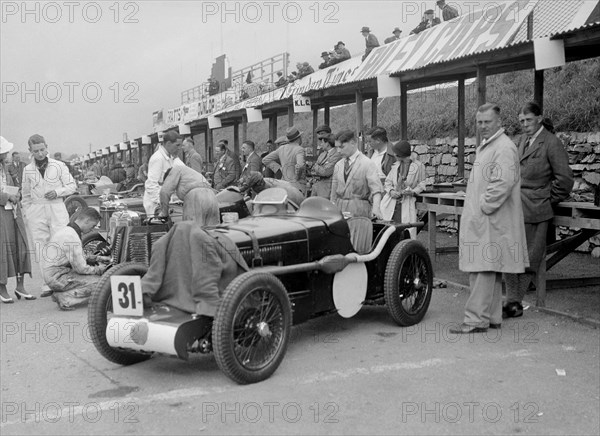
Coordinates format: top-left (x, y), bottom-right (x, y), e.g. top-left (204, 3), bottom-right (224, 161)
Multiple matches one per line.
top-left (88, 190), bottom-right (433, 384)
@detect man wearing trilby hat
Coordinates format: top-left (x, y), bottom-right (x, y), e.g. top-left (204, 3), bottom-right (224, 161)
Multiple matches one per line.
top-left (262, 126), bottom-right (307, 194)
top-left (384, 27), bottom-right (403, 44)
top-left (360, 26), bottom-right (380, 61)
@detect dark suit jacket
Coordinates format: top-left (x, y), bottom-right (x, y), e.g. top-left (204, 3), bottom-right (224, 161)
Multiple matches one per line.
top-left (518, 127), bottom-right (573, 223)
top-left (243, 152), bottom-right (262, 174)
top-left (7, 161), bottom-right (26, 187)
top-left (213, 153), bottom-right (238, 190)
top-left (368, 143), bottom-right (396, 177)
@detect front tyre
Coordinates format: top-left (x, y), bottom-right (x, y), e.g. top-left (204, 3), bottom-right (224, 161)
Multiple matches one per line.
top-left (213, 271), bottom-right (292, 384)
top-left (384, 239), bottom-right (433, 326)
top-left (88, 262), bottom-right (152, 365)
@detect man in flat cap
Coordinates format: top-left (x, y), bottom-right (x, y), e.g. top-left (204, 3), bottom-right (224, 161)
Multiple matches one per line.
top-left (263, 126), bottom-right (307, 194)
top-left (436, 0), bottom-right (459, 21)
top-left (411, 9), bottom-right (441, 34)
top-left (384, 27), bottom-right (403, 44)
top-left (360, 27), bottom-right (380, 61)
top-left (143, 130), bottom-right (185, 215)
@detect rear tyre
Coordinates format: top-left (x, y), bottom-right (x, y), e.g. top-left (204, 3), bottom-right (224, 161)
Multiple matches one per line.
top-left (384, 239), bottom-right (433, 326)
top-left (88, 262), bottom-right (152, 365)
top-left (213, 271), bottom-right (292, 384)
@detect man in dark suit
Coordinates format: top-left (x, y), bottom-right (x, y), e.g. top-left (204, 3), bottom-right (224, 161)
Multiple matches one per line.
top-left (213, 142), bottom-right (239, 190)
top-left (436, 0), bottom-right (459, 21)
top-left (7, 152), bottom-right (26, 187)
top-left (241, 140), bottom-right (262, 174)
top-left (503, 102), bottom-right (573, 319)
top-left (360, 26), bottom-right (380, 61)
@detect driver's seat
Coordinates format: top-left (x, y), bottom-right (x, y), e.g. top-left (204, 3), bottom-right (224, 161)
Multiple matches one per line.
top-left (347, 217), bottom-right (373, 255)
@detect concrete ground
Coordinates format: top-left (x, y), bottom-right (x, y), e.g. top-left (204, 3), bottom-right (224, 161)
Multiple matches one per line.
top-left (1, 251), bottom-right (599, 435)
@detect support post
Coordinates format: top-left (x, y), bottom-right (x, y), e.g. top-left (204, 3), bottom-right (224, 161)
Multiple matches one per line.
top-left (233, 122), bottom-right (240, 157)
top-left (206, 128), bottom-right (214, 165)
top-left (269, 115), bottom-right (278, 141)
top-left (371, 97), bottom-right (378, 127)
top-left (476, 64), bottom-right (487, 147)
top-left (400, 82), bottom-right (408, 140)
top-left (355, 90), bottom-right (364, 151)
top-left (288, 103), bottom-right (294, 127)
top-left (458, 77), bottom-right (466, 179)
top-left (241, 114), bottom-right (248, 143)
top-left (324, 103), bottom-right (330, 126)
top-left (534, 69), bottom-right (544, 112)
top-left (312, 107), bottom-right (318, 156)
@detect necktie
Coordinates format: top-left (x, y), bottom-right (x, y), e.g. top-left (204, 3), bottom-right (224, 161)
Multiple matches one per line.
top-left (344, 158), bottom-right (351, 182)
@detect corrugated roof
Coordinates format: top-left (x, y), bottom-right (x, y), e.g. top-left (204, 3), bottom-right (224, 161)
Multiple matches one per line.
top-left (512, 0), bottom-right (598, 42)
top-left (157, 0), bottom-right (600, 125)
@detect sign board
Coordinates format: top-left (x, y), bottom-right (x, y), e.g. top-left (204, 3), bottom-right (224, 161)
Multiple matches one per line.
top-left (208, 116), bottom-right (222, 129)
top-left (246, 108), bottom-right (263, 123)
top-left (534, 37), bottom-right (565, 70)
top-left (377, 75), bottom-right (401, 97)
top-left (119, 142), bottom-right (128, 151)
top-left (294, 96), bottom-right (311, 113)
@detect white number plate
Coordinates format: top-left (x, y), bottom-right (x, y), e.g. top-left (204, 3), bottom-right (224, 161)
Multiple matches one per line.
top-left (110, 276), bottom-right (144, 317)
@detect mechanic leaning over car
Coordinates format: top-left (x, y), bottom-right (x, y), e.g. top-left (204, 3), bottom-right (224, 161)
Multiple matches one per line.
top-left (158, 164), bottom-right (212, 221)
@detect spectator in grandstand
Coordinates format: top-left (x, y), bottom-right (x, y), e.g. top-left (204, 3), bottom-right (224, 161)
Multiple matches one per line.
top-left (360, 27), bottom-right (380, 61)
top-left (275, 71), bottom-right (288, 87)
top-left (297, 62), bottom-right (315, 79)
top-left (436, 0), bottom-right (459, 21)
top-left (384, 27), bottom-right (403, 44)
top-left (329, 41), bottom-right (351, 65)
top-left (319, 51), bottom-right (331, 69)
top-left (208, 77), bottom-right (220, 96)
top-left (411, 9), bottom-right (441, 34)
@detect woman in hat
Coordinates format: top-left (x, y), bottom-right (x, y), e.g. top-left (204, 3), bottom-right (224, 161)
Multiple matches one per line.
top-left (0, 136), bottom-right (34, 303)
top-left (380, 140), bottom-right (427, 238)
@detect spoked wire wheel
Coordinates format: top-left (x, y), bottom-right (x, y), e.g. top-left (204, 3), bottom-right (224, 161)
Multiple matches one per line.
top-left (213, 271), bottom-right (292, 384)
top-left (384, 239), bottom-right (433, 326)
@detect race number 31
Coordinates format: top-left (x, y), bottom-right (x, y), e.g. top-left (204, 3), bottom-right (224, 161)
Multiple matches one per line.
top-left (110, 276), bottom-right (143, 316)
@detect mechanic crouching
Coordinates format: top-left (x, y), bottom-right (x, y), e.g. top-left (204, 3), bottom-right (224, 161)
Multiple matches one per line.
top-left (140, 212), bottom-right (249, 337)
top-left (43, 207), bottom-right (111, 310)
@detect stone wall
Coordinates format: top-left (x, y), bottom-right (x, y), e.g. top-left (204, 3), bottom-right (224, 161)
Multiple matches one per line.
top-left (411, 132), bottom-right (600, 256)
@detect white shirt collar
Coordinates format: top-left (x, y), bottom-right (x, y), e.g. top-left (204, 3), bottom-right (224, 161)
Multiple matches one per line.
top-left (481, 128), bottom-right (505, 147)
top-left (529, 125), bottom-right (544, 143)
top-left (347, 150), bottom-right (361, 165)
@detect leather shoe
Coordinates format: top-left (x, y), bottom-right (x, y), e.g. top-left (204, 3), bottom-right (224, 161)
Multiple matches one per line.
top-left (489, 323), bottom-right (501, 329)
top-left (502, 302), bottom-right (523, 319)
top-left (15, 290), bottom-right (36, 300)
top-left (449, 323), bottom-right (488, 334)
top-left (40, 289), bottom-right (54, 298)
